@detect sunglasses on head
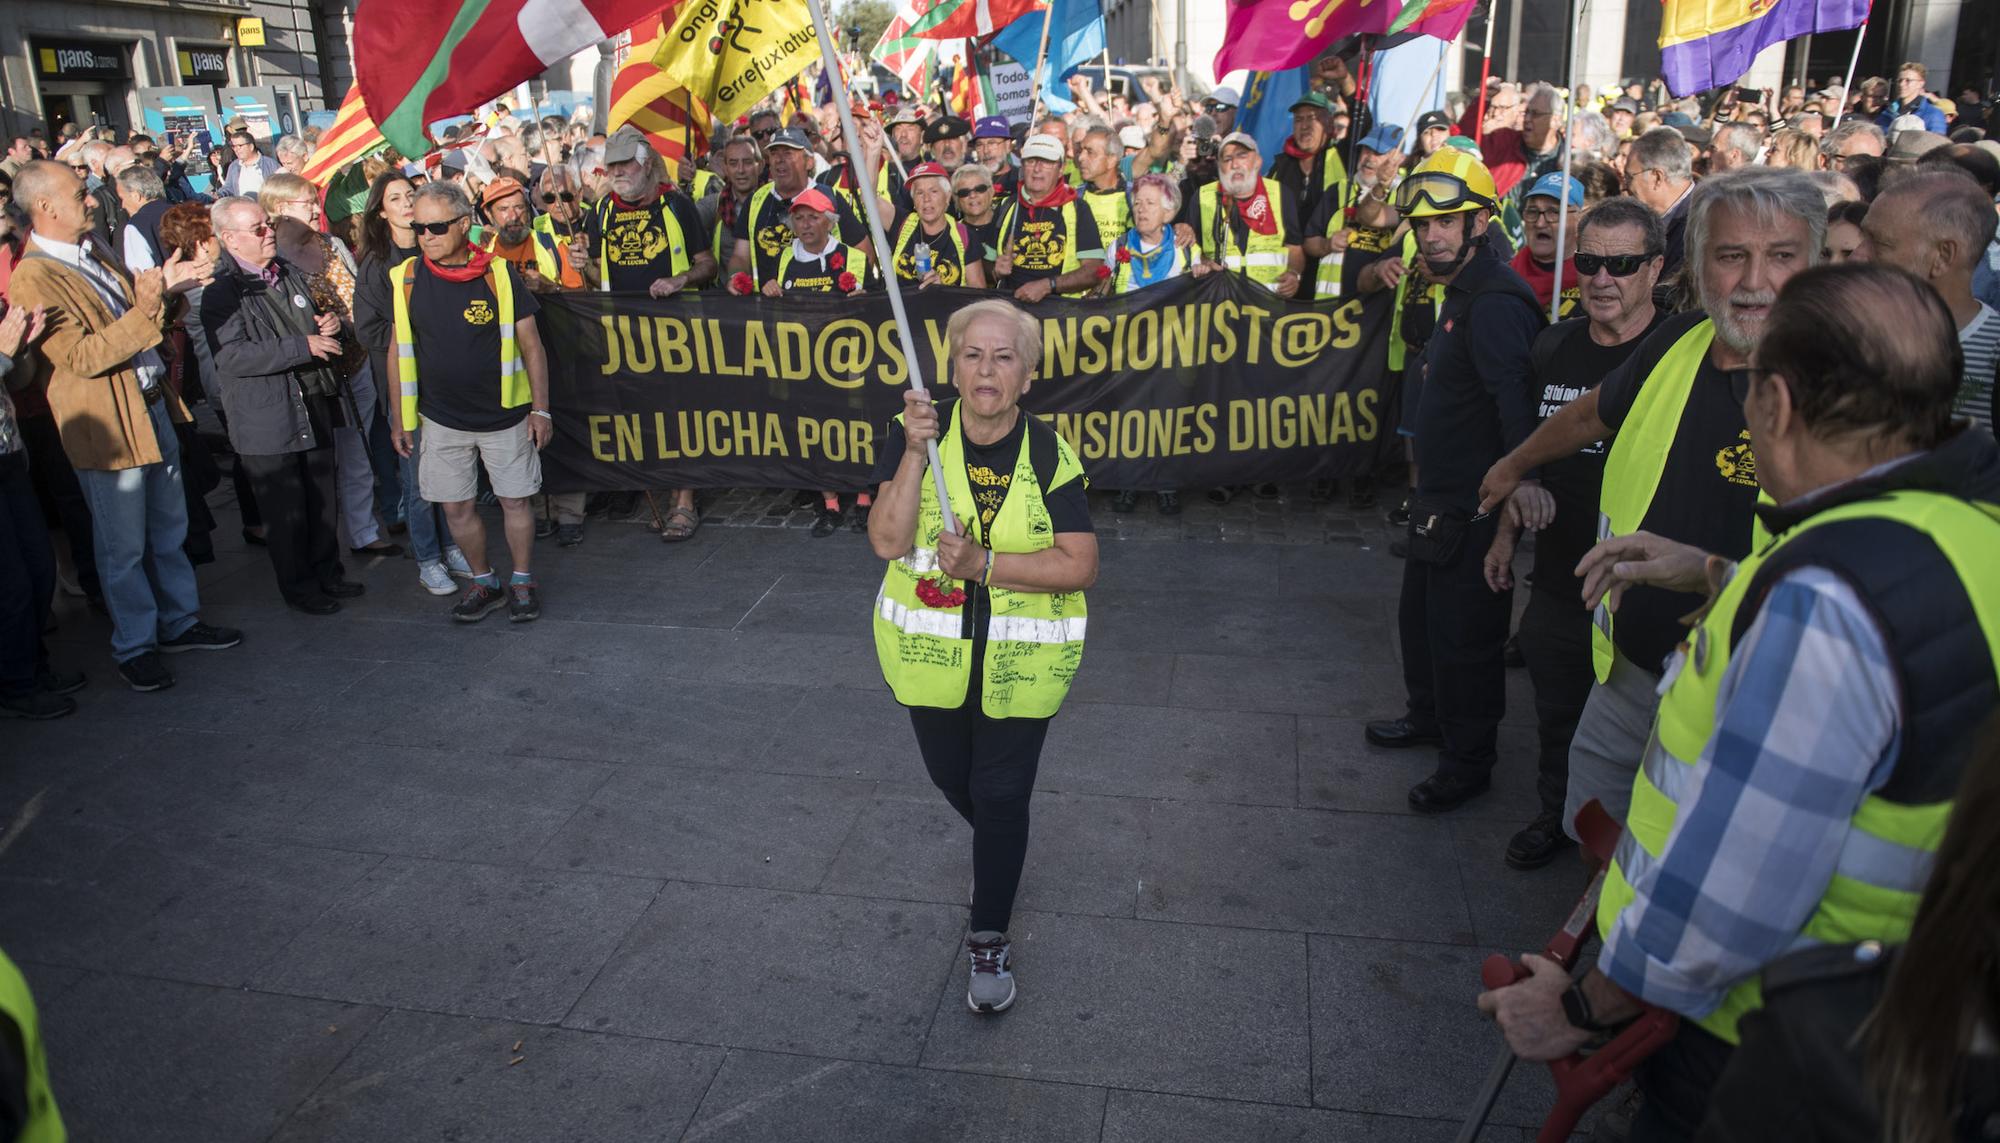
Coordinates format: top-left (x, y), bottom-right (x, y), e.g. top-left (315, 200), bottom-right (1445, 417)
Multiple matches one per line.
top-left (1572, 250), bottom-right (1659, 277)
top-left (953, 185), bottom-right (991, 197)
top-left (411, 219), bottom-right (464, 236)
top-left (540, 190), bottom-right (575, 203)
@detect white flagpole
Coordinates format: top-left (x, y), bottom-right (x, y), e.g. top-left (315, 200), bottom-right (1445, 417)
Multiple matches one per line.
top-left (806, 0), bottom-right (957, 532)
top-left (1826, 21), bottom-right (1868, 136)
top-left (1026, 1), bottom-right (1059, 124)
top-left (1548, 0), bottom-right (1584, 324)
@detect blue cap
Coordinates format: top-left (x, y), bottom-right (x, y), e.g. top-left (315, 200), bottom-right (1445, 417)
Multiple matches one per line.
top-left (1660, 110), bottom-right (1694, 127)
top-left (1357, 124), bottom-right (1404, 154)
top-left (974, 116), bottom-right (1011, 139)
top-left (1525, 172), bottom-right (1585, 207)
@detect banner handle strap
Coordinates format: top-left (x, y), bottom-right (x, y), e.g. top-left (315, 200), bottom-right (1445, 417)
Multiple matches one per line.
top-left (807, 0), bottom-right (958, 537)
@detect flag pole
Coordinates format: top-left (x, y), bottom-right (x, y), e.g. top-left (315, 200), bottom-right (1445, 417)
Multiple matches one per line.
top-left (805, 0), bottom-right (956, 533)
top-left (1548, 0), bottom-right (1584, 324)
top-left (1026, 0), bottom-right (1059, 125)
top-left (1826, 21), bottom-right (1868, 135)
top-left (1400, 37), bottom-right (1453, 139)
top-left (1474, 0), bottom-right (1498, 146)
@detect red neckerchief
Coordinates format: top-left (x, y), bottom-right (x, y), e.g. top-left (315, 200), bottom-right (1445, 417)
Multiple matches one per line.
top-left (1230, 181), bottom-right (1278, 236)
top-left (1283, 138), bottom-right (1313, 161)
top-left (425, 245), bottom-right (497, 283)
top-left (1020, 179), bottom-right (1077, 210)
top-left (1507, 246), bottom-right (1574, 308)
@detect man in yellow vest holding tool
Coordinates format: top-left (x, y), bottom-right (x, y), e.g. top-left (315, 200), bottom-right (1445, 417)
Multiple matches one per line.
top-left (1476, 262), bottom-right (2000, 1142)
top-left (1192, 133), bottom-right (1303, 297)
top-left (1477, 166), bottom-right (1823, 838)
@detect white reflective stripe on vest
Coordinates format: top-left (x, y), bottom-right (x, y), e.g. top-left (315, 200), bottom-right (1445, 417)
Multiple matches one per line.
top-left (877, 593), bottom-right (962, 638)
top-left (988, 615), bottom-right (1088, 644)
top-left (1315, 253), bottom-right (1344, 298)
top-left (900, 547), bottom-right (941, 574)
top-left (1639, 733), bottom-right (1699, 806)
top-left (1224, 252), bottom-right (1290, 269)
top-left (1833, 827), bottom-right (1934, 893)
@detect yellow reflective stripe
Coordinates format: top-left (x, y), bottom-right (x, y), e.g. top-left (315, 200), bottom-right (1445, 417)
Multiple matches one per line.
top-left (1315, 252), bottom-right (1344, 298)
top-left (988, 615), bottom-right (1089, 644)
top-left (876, 593), bottom-right (964, 639)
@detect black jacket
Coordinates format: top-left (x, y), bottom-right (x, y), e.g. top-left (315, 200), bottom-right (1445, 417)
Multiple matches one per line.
top-left (351, 243), bottom-right (418, 416)
top-left (196, 250), bottom-right (341, 455)
top-left (1411, 251), bottom-right (1546, 509)
top-left (1697, 943), bottom-right (2000, 1143)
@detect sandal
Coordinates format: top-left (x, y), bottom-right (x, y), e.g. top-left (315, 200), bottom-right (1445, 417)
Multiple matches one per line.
top-left (659, 504), bottom-right (701, 543)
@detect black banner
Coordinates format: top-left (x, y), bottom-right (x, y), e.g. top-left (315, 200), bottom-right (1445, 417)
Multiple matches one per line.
top-left (537, 273), bottom-right (1397, 493)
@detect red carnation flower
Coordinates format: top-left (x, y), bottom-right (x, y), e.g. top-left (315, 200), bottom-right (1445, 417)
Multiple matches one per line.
top-left (828, 251), bottom-right (846, 272)
top-left (838, 271), bottom-right (859, 293)
top-left (1095, 264), bottom-right (1112, 280)
top-left (915, 577), bottom-right (967, 609)
top-left (1116, 245), bottom-right (1131, 264)
top-left (731, 272), bottom-right (755, 294)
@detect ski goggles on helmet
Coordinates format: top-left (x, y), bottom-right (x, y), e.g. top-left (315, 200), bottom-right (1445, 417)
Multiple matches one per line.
top-left (1395, 171), bottom-right (1494, 216)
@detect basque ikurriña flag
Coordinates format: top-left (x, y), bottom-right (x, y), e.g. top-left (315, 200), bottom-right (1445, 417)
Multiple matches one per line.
top-left (1660, 0), bottom-right (1870, 98)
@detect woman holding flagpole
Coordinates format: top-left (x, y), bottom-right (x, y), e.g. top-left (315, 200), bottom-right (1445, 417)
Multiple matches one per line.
top-left (867, 299), bottom-right (1096, 1015)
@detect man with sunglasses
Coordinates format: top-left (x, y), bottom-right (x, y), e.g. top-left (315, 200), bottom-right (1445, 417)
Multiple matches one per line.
top-left (1478, 166), bottom-right (1823, 842)
top-left (1480, 196), bottom-right (1667, 870)
top-left (1361, 148), bottom-right (1544, 813)
top-left (530, 166), bottom-right (584, 246)
top-left (476, 177), bottom-right (582, 293)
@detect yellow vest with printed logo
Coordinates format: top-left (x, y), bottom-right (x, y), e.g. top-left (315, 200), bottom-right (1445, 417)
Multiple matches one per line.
top-left (996, 198), bottom-right (1088, 298)
top-left (891, 214), bottom-right (973, 286)
top-left (1596, 489), bottom-right (2000, 1045)
top-left (591, 193), bottom-right (690, 292)
top-left (388, 257), bottom-right (529, 429)
top-left (1592, 319), bottom-right (1771, 682)
top-left (873, 401), bottom-right (1088, 719)
top-left (0, 947), bottom-right (65, 1143)
top-left (1197, 178), bottom-right (1292, 289)
top-left (775, 242), bottom-right (869, 293)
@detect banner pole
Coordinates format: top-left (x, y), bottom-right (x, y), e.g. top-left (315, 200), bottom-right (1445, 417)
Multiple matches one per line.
top-left (1401, 37), bottom-right (1453, 139)
top-left (1548, 0), bottom-right (1583, 324)
top-left (1826, 20), bottom-right (1867, 136)
top-left (1474, 0), bottom-right (1497, 146)
top-left (1026, 0), bottom-right (1059, 124)
top-left (805, 0), bottom-right (956, 532)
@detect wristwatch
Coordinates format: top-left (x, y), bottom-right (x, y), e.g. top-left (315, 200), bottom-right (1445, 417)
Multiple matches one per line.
top-left (1561, 982), bottom-right (1607, 1032)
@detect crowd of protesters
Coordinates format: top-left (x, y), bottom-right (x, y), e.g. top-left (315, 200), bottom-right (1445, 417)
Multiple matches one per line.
top-left (3, 45), bottom-right (2000, 1143)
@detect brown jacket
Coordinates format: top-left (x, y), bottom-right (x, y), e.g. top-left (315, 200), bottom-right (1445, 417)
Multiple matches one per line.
top-left (7, 239), bottom-right (185, 471)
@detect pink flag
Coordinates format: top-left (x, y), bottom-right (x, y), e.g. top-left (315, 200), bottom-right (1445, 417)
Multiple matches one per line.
top-left (1213, 0), bottom-right (1395, 77)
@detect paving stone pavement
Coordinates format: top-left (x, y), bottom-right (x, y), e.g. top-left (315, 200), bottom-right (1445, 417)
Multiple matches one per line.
top-left (0, 481), bottom-right (1594, 1142)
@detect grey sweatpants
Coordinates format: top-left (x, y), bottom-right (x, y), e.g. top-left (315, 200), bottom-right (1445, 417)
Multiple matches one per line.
top-left (1562, 649), bottom-right (1663, 841)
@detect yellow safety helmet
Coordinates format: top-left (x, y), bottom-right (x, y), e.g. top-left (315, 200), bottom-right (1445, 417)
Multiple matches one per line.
top-left (1396, 149), bottom-right (1499, 218)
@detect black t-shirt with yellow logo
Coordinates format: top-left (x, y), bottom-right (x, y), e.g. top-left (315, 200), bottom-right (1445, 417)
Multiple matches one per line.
top-left (582, 190), bottom-right (710, 292)
top-left (1000, 197), bottom-right (1103, 285)
top-left (733, 186), bottom-right (869, 285)
top-left (410, 260), bottom-right (542, 433)
top-left (890, 211), bottom-right (973, 286)
top-left (1595, 310), bottom-right (1762, 673)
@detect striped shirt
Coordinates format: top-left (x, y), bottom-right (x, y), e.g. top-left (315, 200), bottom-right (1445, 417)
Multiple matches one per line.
top-left (1959, 302), bottom-right (2000, 431)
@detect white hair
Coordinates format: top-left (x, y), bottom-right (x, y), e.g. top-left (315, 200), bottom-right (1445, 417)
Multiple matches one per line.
top-left (208, 195), bottom-right (261, 231)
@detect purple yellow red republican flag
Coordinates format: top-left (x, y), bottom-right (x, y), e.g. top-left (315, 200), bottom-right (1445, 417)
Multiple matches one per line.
top-left (1660, 0), bottom-right (1870, 97)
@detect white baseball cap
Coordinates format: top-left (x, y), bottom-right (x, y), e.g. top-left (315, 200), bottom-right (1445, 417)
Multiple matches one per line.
top-left (1021, 134), bottom-right (1065, 163)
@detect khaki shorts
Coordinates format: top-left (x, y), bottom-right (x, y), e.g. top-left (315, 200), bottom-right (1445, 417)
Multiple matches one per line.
top-left (418, 416), bottom-right (542, 503)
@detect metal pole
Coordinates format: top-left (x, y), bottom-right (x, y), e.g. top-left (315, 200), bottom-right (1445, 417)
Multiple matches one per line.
top-left (1026, 0), bottom-right (1059, 124)
top-left (1826, 21), bottom-right (1868, 136)
top-left (1174, 0), bottom-right (1188, 97)
top-left (1474, 0), bottom-right (1497, 146)
top-left (1503, 0), bottom-right (1522, 91)
top-left (1548, 0), bottom-right (1583, 324)
top-left (804, 0), bottom-right (956, 531)
top-left (1401, 38), bottom-right (1453, 139)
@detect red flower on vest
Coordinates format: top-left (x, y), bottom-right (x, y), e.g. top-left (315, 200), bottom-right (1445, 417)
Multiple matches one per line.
top-left (828, 250), bottom-right (846, 272)
top-left (915, 577), bottom-right (967, 608)
top-left (838, 271), bottom-right (859, 293)
top-left (731, 271), bottom-right (755, 294)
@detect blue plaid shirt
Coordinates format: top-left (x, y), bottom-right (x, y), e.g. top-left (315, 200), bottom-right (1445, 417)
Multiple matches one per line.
top-left (1600, 564), bottom-right (1901, 1018)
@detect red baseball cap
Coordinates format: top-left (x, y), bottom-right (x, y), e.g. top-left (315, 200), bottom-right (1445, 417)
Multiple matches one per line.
top-left (905, 161), bottom-right (949, 185)
top-left (788, 186), bottom-right (837, 214)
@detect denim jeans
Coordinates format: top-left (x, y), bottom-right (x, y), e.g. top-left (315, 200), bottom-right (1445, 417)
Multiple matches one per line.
top-left (398, 423), bottom-right (448, 564)
top-left (73, 401), bottom-right (202, 662)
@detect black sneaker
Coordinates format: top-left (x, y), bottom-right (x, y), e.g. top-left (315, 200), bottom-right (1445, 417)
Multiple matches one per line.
top-left (117, 652), bottom-right (176, 692)
top-left (810, 507), bottom-right (842, 538)
top-left (451, 581), bottom-right (508, 623)
top-left (1206, 486), bottom-right (1235, 506)
top-left (535, 517), bottom-right (560, 540)
top-left (850, 504), bottom-right (871, 532)
top-left (1111, 490), bottom-right (1139, 513)
top-left (1506, 813), bottom-right (1578, 870)
top-left (1387, 498), bottom-right (1412, 527)
top-left (0, 690), bottom-right (77, 720)
top-left (36, 666), bottom-right (87, 695)
top-left (320, 579), bottom-right (366, 599)
top-left (1347, 479), bottom-right (1378, 511)
top-left (508, 580), bottom-right (542, 623)
top-left (159, 622), bottom-right (243, 654)
top-left (556, 523), bottom-right (585, 548)
top-left (1157, 491), bottom-right (1182, 516)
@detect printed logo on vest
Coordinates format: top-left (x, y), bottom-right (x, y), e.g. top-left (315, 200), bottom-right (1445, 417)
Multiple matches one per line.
top-left (463, 299), bottom-right (496, 326)
top-left (1715, 429), bottom-right (1758, 487)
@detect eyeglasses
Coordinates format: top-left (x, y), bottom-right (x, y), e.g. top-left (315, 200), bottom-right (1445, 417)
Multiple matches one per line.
top-left (1725, 366), bottom-right (1772, 405)
top-left (411, 219), bottom-right (464, 236)
top-left (1521, 206), bottom-right (1565, 223)
top-left (224, 223), bottom-right (274, 236)
top-left (540, 190), bottom-right (575, 203)
top-left (954, 185), bottom-right (991, 197)
top-left (1573, 250), bottom-right (1659, 277)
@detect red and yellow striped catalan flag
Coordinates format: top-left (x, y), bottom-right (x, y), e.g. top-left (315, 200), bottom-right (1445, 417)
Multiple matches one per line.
top-left (301, 84), bottom-right (389, 188)
top-left (609, 11), bottom-right (713, 165)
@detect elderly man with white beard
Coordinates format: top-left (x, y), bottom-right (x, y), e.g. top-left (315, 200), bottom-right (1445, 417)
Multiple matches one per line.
top-left (1188, 132), bottom-right (1302, 297)
top-left (1477, 166), bottom-right (1825, 841)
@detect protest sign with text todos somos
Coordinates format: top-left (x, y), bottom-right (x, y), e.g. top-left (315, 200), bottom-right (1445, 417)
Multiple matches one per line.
top-left (986, 54), bottom-right (1034, 124)
top-left (533, 274), bottom-right (1397, 493)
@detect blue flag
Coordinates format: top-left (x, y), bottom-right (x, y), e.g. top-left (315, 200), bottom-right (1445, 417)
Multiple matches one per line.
top-left (990, 0), bottom-right (1105, 116)
top-left (1235, 67), bottom-right (1311, 166)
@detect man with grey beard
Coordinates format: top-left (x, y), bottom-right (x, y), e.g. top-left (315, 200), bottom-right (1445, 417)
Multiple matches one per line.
top-left (1477, 166), bottom-right (1825, 838)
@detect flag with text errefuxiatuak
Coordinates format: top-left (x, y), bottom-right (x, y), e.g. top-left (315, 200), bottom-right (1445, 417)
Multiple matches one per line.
top-left (651, 0), bottom-right (821, 127)
top-left (354, 0), bottom-right (679, 157)
top-left (1660, 0), bottom-right (1869, 97)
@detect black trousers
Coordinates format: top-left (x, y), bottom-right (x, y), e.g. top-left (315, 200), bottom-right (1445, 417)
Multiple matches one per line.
top-left (0, 452), bottom-right (56, 697)
top-left (1632, 1023), bottom-right (1733, 1142)
top-left (239, 444), bottom-right (343, 604)
top-left (1397, 512), bottom-right (1513, 780)
top-left (20, 413), bottom-right (97, 599)
top-left (909, 690), bottom-right (1051, 935)
top-left (1515, 586), bottom-right (1594, 817)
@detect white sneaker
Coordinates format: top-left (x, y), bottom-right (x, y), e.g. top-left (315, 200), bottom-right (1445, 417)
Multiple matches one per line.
top-left (442, 547), bottom-right (475, 578)
top-left (965, 931), bottom-right (1015, 1014)
top-left (417, 560), bottom-right (458, 596)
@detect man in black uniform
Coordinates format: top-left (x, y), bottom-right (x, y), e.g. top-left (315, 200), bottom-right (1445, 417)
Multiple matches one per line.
top-left (1479, 196), bottom-right (1666, 867)
top-left (1363, 149), bottom-right (1545, 813)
